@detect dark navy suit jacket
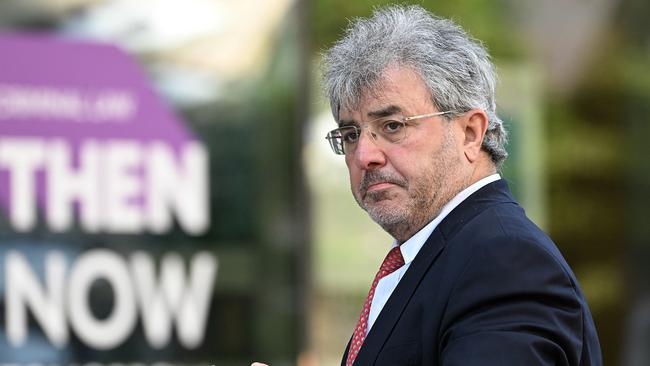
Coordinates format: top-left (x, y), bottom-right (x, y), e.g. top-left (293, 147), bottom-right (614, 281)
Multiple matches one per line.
top-left (342, 180), bottom-right (602, 365)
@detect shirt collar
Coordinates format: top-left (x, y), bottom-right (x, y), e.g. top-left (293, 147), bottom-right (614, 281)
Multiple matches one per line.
top-left (396, 173), bottom-right (502, 264)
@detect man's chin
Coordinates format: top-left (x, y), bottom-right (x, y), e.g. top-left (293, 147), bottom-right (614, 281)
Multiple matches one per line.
top-left (365, 204), bottom-right (409, 229)
top-left (362, 197), bottom-right (393, 210)
top-left (363, 199), bottom-right (402, 216)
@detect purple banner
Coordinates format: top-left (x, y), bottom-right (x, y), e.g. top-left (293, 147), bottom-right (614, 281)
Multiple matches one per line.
top-left (0, 34), bottom-right (209, 235)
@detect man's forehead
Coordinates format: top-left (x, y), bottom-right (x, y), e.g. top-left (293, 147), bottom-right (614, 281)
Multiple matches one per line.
top-left (338, 84), bottom-right (401, 120)
top-left (336, 66), bottom-right (435, 125)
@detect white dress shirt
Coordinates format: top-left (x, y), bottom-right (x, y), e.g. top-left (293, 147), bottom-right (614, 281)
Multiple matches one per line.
top-left (366, 174), bottom-right (501, 334)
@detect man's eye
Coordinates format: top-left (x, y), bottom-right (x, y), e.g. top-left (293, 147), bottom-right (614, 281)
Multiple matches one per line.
top-left (342, 129), bottom-right (359, 143)
top-left (383, 120), bottom-right (404, 133)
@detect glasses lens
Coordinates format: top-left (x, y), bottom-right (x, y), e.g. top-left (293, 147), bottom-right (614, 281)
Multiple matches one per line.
top-left (326, 120), bottom-right (409, 155)
top-left (326, 129), bottom-right (345, 155)
top-left (326, 126), bottom-right (360, 155)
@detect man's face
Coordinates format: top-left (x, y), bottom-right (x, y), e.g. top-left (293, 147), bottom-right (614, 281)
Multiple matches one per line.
top-left (339, 66), bottom-right (470, 240)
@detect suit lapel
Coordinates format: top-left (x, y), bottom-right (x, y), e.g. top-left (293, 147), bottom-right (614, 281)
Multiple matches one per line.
top-left (352, 229), bottom-right (447, 365)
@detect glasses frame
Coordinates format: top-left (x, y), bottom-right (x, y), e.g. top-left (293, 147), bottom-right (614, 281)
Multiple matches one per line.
top-left (325, 110), bottom-right (453, 155)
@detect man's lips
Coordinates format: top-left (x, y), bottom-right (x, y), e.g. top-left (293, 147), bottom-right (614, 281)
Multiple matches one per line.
top-left (359, 170), bottom-right (407, 199)
top-left (366, 182), bottom-right (398, 193)
top-left (361, 180), bottom-right (406, 200)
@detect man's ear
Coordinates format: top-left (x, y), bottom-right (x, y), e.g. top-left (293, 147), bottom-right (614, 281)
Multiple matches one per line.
top-left (460, 109), bottom-right (488, 163)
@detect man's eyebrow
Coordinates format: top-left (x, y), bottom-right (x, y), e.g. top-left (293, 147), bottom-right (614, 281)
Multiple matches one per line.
top-left (337, 119), bottom-right (357, 127)
top-left (338, 105), bottom-right (403, 126)
top-left (367, 105), bottom-right (403, 119)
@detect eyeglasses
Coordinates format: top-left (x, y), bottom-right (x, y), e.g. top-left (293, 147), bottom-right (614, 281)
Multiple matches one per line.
top-left (325, 111), bottom-right (453, 155)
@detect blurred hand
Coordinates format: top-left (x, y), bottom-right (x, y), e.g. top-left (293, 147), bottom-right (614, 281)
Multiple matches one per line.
top-left (251, 363), bottom-right (269, 366)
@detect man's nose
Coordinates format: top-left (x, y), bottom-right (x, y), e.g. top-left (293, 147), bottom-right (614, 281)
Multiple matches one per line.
top-left (351, 129), bottom-right (386, 169)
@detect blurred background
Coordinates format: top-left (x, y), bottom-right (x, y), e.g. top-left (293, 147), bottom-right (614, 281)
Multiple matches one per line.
top-left (0, 0), bottom-right (648, 366)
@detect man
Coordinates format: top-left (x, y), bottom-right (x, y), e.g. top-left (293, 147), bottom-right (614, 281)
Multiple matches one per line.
top-left (320, 5), bottom-right (602, 366)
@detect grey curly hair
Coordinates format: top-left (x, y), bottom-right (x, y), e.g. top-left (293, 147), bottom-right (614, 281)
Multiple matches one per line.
top-left (321, 5), bottom-right (508, 167)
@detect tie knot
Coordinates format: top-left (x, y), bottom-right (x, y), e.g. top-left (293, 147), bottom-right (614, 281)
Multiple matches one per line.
top-left (377, 246), bottom-right (405, 280)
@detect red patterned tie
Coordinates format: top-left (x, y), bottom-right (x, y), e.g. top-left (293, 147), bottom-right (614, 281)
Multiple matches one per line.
top-left (346, 246), bottom-right (405, 366)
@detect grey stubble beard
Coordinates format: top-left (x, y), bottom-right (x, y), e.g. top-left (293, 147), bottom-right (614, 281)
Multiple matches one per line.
top-left (353, 131), bottom-right (466, 242)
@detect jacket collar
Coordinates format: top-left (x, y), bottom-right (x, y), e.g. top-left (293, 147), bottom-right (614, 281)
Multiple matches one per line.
top-left (437, 179), bottom-right (516, 241)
